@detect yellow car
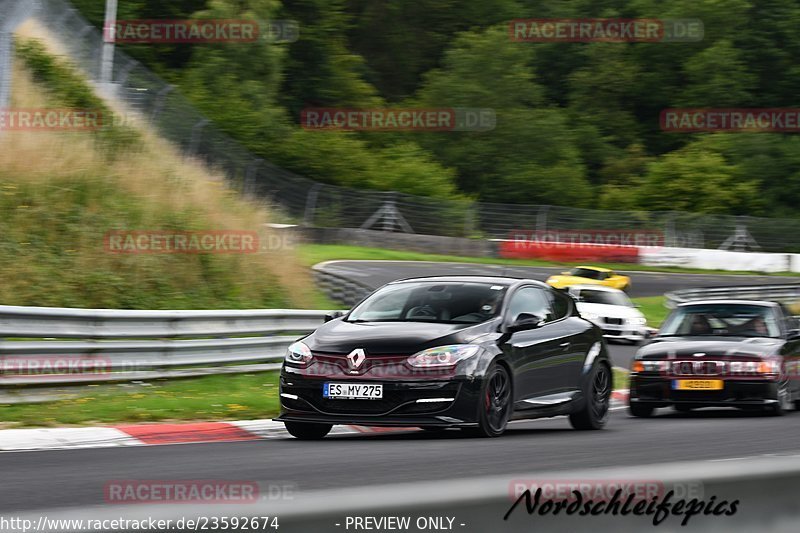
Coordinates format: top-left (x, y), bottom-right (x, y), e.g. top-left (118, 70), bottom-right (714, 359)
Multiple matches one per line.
top-left (546, 266), bottom-right (631, 291)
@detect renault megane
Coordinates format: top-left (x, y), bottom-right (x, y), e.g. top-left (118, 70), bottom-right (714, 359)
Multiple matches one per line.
top-left (276, 276), bottom-right (612, 439)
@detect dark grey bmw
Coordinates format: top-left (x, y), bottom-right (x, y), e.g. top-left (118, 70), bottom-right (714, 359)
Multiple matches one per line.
top-left (629, 300), bottom-right (800, 416)
top-left (275, 276), bottom-right (612, 439)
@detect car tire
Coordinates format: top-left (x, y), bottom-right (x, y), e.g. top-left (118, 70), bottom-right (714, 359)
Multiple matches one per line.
top-left (284, 421), bottom-right (332, 440)
top-left (569, 362), bottom-right (611, 430)
top-left (765, 382), bottom-right (793, 416)
top-left (465, 363), bottom-right (512, 437)
top-left (629, 402), bottom-right (654, 418)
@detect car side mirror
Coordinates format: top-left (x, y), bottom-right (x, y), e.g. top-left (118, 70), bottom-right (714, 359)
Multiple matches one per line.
top-left (508, 313), bottom-right (546, 333)
top-left (324, 311), bottom-right (345, 323)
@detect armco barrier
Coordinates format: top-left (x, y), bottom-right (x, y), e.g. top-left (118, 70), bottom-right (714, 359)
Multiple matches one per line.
top-left (0, 305), bottom-right (336, 389)
top-left (20, 455), bottom-right (800, 532)
top-left (665, 284), bottom-right (800, 309)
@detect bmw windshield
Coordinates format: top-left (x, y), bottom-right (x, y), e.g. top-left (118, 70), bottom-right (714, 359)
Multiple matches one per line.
top-left (347, 282), bottom-right (508, 324)
top-left (659, 303), bottom-right (781, 338)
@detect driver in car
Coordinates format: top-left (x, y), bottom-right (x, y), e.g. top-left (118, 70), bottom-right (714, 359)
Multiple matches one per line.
top-left (452, 293), bottom-right (502, 323)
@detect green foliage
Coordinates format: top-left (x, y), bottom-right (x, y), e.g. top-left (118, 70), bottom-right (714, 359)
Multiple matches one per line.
top-left (0, 174), bottom-right (289, 310)
top-left (68, 0), bottom-right (800, 217)
top-left (15, 39), bottom-right (143, 156)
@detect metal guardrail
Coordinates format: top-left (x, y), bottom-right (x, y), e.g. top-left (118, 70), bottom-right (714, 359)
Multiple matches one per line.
top-left (0, 305), bottom-right (334, 387)
top-left (665, 284), bottom-right (800, 309)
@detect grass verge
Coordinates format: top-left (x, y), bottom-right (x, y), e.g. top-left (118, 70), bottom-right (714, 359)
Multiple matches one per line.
top-left (0, 373), bottom-right (280, 429)
top-left (613, 367), bottom-right (630, 391)
top-left (632, 296), bottom-right (670, 327)
top-left (297, 244), bottom-right (800, 277)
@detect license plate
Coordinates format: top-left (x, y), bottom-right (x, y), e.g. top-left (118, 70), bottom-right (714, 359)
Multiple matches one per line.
top-left (672, 380), bottom-right (724, 391)
top-left (323, 382), bottom-right (383, 400)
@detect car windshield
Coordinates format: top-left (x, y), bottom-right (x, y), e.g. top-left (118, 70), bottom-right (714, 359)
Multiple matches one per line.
top-left (659, 303), bottom-right (781, 338)
top-left (347, 282), bottom-right (507, 324)
top-left (578, 289), bottom-right (632, 307)
top-left (569, 268), bottom-right (603, 279)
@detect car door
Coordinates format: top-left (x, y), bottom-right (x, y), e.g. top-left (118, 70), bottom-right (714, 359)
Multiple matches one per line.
top-left (779, 308), bottom-right (800, 399)
top-left (549, 289), bottom-right (599, 389)
top-left (500, 286), bottom-right (570, 407)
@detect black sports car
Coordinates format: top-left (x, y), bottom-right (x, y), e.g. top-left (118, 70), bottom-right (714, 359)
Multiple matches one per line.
top-left (629, 299), bottom-right (800, 416)
top-left (275, 276), bottom-right (612, 438)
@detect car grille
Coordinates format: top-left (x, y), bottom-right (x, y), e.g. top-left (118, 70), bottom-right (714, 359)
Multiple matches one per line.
top-left (670, 361), bottom-right (725, 376)
top-left (604, 317), bottom-right (624, 325)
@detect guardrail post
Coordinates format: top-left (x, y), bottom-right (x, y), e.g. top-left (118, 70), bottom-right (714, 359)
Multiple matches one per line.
top-left (303, 183), bottom-right (322, 226)
top-left (188, 118), bottom-right (209, 155)
top-left (149, 84), bottom-right (173, 123)
top-left (536, 205), bottom-right (549, 232)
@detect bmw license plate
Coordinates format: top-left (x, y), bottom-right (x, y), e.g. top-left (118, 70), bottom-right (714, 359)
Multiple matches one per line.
top-left (672, 380), bottom-right (724, 391)
top-left (323, 382), bottom-right (383, 400)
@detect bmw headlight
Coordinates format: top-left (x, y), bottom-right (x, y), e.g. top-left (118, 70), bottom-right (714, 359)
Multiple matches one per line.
top-left (628, 317), bottom-right (647, 326)
top-left (581, 311), bottom-right (599, 321)
top-left (407, 345), bottom-right (480, 368)
top-left (285, 341), bottom-right (313, 366)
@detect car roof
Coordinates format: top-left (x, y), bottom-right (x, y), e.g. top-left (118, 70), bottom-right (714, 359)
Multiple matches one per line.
top-left (568, 284), bottom-right (624, 293)
top-left (574, 265), bottom-right (613, 272)
top-left (677, 299), bottom-right (779, 308)
top-left (388, 275), bottom-right (547, 288)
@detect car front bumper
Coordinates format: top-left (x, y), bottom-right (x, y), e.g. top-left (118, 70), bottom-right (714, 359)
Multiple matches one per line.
top-left (630, 375), bottom-right (781, 407)
top-left (594, 322), bottom-right (649, 342)
top-left (275, 373), bottom-right (483, 427)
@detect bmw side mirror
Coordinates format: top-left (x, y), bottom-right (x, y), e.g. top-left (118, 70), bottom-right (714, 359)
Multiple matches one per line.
top-left (508, 313), bottom-right (545, 333)
top-left (324, 311), bottom-right (345, 323)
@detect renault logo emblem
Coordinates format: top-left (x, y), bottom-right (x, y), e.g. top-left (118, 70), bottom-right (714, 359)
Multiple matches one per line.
top-left (347, 348), bottom-right (366, 370)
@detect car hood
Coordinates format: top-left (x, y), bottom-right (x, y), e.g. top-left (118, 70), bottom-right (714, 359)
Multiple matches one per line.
top-left (303, 318), bottom-right (498, 355)
top-left (638, 336), bottom-right (784, 359)
top-left (577, 302), bottom-right (642, 319)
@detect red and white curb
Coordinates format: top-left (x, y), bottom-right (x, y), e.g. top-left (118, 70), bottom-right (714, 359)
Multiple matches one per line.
top-left (0, 390), bottom-right (630, 452)
top-left (0, 421), bottom-right (412, 452)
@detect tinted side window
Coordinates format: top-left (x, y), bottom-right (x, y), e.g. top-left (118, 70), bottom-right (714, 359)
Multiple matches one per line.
top-left (507, 287), bottom-right (553, 322)
top-left (550, 291), bottom-right (571, 320)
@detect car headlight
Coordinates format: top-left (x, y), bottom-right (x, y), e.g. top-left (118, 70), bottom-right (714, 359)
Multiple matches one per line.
top-left (729, 360), bottom-right (779, 375)
top-left (632, 360), bottom-right (667, 373)
top-left (285, 341), bottom-right (313, 366)
top-left (581, 311), bottom-right (599, 321)
top-left (407, 345), bottom-right (480, 368)
top-left (628, 317), bottom-right (647, 326)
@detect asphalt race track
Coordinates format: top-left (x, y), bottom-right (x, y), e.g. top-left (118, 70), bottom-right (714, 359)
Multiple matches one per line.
top-left (315, 260), bottom-right (800, 298)
top-left (1, 261), bottom-right (799, 517)
top-left (1, 410), bottom-right (799, 513)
